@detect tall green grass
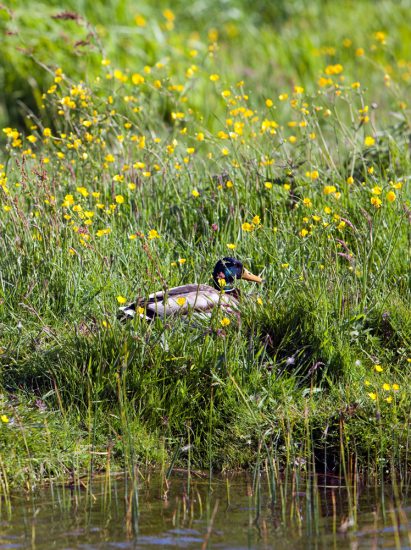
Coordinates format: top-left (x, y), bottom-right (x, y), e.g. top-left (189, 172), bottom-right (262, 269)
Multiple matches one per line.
top-left (0, 0), bottom-right (410, 488)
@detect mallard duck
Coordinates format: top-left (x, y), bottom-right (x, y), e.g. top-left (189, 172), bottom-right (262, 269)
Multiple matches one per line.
top-left (118, 257), bottom-right (262, 321)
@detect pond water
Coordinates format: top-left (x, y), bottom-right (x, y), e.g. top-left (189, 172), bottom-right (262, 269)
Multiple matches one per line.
top-left (1, 471), bottom-right (410, 549)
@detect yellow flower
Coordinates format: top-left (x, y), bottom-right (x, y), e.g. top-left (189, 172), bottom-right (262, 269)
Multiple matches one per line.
top-left (135, 14), bottom-right (146, 27)
top-left (382, 383), bottom-right (391, 391)
top-left (114, 69), bottom-right (127, 82)
top-left (176, 297), bottom-right (186, 307)
top-left (364, 136), bottom-right (375, 147)
top-left (265, 99), bottom-right (273, 107)
top-left (178, 258), bottom-right (186, 264)
top-left (300, 228), bottom-right (309, 237)
top-left (242, 222), bottom-right (253, 232)
top-left (252, 215), bottom-right (261, 225)
top-left (117, 296), bottom-right (127, 304)
top-left (63, 195), bottom-right (74, 207)
top-left (368, 392), bottom-right (377, 401)
top-left (264, 182), bottom-right (273, 189)
top-left (115, 195), bottom-right (125, 204)
top-left (1, 415), bottom-right (9, 423)
top-left (132, 73), bottom-right (145, 85)
top-left (371, 197), bottom-right (382, 208)
top-left (375, 31), bottom-right (386, 43)
top-left (210, 74), bottom-right (220, 82)
top-left (227, 243), bottom-right (236, 249)
top-left (371, 186), bottom-right (382, 195)
top-left (138, 307), bottom-right (145, 315)
top-left (305, 170), bottom-right (319, 180)
top-left (163, 8), bottom-right (175, 21)
top-left (191, 189), bottom-right (200, 198)
top-left (325, 64), bottom-right (343, 75)
top-left (76, 186), bottom-right (89, 197)
top-left (374, 364), bottom-right (383, 372)
top-left (220, 317), bottom-right (231, 327)
top-left (392, 384), bottom-right (400, 391)
top-left (148, 229), bottom-right (160, 240)
top-left (386, 190), bottom-right (396, 202)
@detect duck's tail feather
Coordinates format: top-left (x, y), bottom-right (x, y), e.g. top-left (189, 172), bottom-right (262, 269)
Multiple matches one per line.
top-left (117, 304), bottom-right (137, 322)
top-left (117, 299), bottom-right (155, 322)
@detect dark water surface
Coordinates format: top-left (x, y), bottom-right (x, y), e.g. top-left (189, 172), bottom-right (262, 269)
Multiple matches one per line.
top-left (1, 472), bottom-right (411, 549)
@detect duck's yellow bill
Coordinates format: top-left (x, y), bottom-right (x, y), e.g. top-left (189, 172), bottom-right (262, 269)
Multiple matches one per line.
top-left (241, 268), bottom-right (263, 283)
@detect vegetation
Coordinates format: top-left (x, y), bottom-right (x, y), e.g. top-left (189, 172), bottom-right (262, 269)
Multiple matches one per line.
top-left (0, 0), bottom-right (410, 488)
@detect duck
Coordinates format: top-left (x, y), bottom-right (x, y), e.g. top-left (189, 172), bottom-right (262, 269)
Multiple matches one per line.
top-left (118, 257), bottom-right (263, 321)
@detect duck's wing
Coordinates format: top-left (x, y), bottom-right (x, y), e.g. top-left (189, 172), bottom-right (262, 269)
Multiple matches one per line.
top-left (148, 285), bottom-right (239, 318)
top-left (118, 284), bottom-right (238, 321)
top-left (145, 284), bottom-right (213, 304)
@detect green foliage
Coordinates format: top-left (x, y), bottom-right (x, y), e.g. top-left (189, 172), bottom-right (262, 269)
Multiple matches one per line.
top-left (0, 0), bottom-right (410, 485)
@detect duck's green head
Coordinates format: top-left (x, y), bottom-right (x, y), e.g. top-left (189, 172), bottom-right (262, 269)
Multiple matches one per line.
top-left (212, 257), bottom-right (262, 291)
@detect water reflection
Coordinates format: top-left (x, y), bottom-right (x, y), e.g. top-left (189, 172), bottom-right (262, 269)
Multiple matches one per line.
top-left (1, 472), bottom-right (410, 549)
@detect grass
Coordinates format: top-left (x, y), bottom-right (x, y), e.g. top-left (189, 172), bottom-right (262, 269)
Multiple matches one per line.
top-left (0, 0), bottom-right (410, 488)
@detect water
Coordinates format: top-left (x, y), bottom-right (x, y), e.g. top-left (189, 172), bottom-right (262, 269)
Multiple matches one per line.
top-left (1, 472), bottom-right (411, 549)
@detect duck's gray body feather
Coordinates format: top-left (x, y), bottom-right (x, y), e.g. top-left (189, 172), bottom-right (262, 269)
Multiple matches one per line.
top-left (118, 284), bottom-right (239, 321)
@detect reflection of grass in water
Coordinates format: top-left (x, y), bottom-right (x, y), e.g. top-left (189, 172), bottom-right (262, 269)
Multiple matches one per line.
top-left (2, 472), bottom-right (411, 547)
